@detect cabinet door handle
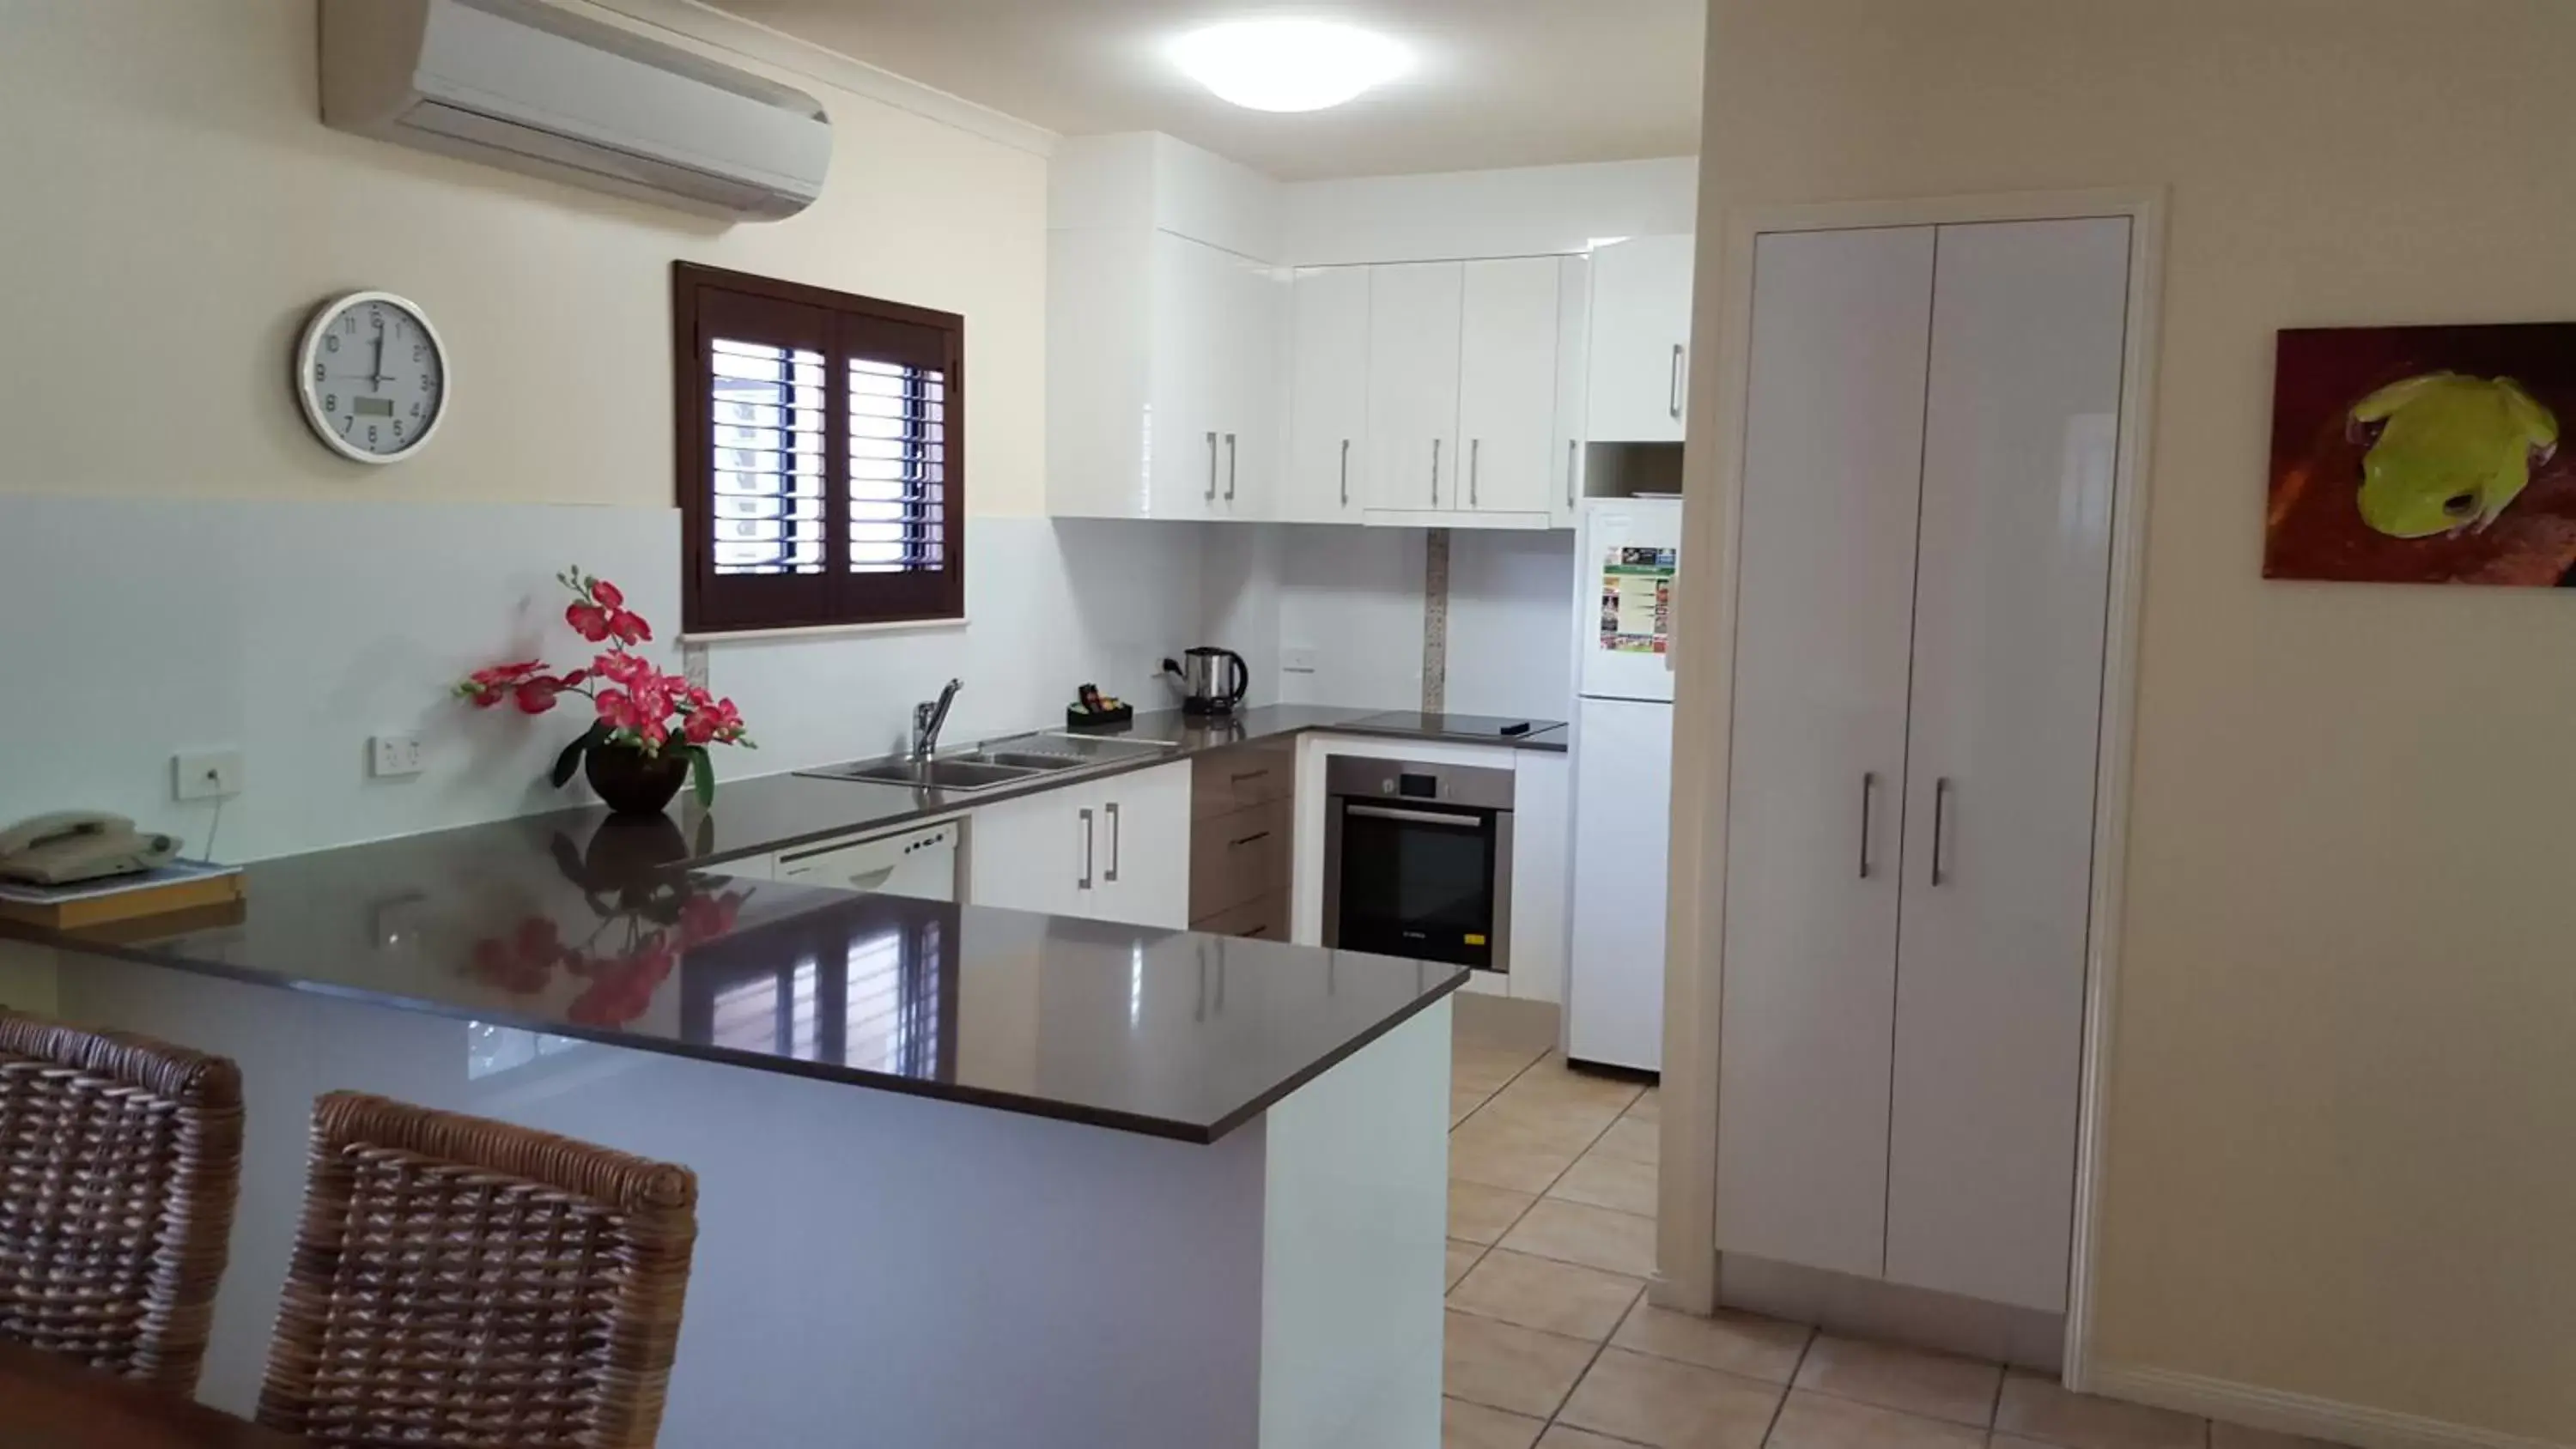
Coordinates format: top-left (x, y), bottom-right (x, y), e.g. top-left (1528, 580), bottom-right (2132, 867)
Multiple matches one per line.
top-left (1668, 344), bottom-right (1686, 420)
top-left (1224, 433), bottom-right (1238, 502)
top-left (1931, 778), bottom-right (1953, 886)
top-left (1078, 807), bottom-right (1095, 891)
top-left (1105, 801), bottom-right (1121, 884)
top-left (1565, 439), bottom-right (1578, 508)
top-left (1205, 432), bottom-right (1219, 501)
top-left (1469, 438), bottom-right (1481, 507)
top-left (1230, 830), bottom-right (1273, 850)
top-left (1339, 439), bottom-right (1351, 507)
top-left (1858, 772), bottom-right (1878, 880)
top-left (1229, 768), bottom-right (1271, 784)
top-left (1430, 439), bottom-right (1442, 506)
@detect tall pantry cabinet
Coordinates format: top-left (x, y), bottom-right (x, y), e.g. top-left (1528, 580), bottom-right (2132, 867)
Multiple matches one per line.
top-left (1715, 216), bottom-right (2133, 1316)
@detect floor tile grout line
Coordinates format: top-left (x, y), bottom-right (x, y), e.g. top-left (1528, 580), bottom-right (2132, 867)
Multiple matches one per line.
top-left (1537, 1281), bottom-right (1647, 1439)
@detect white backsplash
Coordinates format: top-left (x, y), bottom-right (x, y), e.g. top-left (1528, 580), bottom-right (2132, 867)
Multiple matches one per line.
top-left (0, 496), bottom-right (1202, 861)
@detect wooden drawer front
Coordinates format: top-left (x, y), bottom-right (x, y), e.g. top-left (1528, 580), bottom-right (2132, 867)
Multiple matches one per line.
top-left (1190, 801), bottom-right (1288, 919)
top-left (1192, 745), bottom-right (1292, 821)
top-left (1193, 892), bottom-right (1288, 942)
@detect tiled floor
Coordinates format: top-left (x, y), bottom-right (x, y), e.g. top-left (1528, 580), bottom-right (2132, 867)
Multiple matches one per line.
top-left (1441, 1028), bottom-right (2329, 1449)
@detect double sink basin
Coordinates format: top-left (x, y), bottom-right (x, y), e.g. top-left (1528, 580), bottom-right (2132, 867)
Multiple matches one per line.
top-left (799, 730), bottom-right (1177, 793)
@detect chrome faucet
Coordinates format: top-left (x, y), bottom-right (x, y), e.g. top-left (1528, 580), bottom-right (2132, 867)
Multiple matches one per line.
top-left (910, 678), bottom-right (964, 761)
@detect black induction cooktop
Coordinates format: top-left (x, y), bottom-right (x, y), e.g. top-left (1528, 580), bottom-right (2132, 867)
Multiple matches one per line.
top-left (1341, 711), bottom-right (1562, 742)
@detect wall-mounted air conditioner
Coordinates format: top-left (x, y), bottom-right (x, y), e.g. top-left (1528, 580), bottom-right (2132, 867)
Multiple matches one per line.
top-left (321, 0), bottom-right (832, 222)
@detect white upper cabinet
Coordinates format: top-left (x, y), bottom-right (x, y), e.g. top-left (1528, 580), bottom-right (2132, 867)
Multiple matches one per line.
top-left (1147, 231), bottom-right (1279, 521)
top-left (1048, 134), bottom-right (1284, 523)
top-left (1455, 257), bottom-right (1564, 519)
top-left (1585, 234), bottom-right (1697, 443)
top-left (1279, 266), bottom-right (1372, 524)
top-left (1363, 261), bottom-right (1465, 514)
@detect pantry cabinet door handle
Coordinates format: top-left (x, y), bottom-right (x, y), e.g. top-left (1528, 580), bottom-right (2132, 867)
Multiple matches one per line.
top-left (1469, 438), bottom-right (1481, 507)
top-left (1078, 808), bottom-right (1095, 891)
top-left (1931, 778), bottom-right (1953, 886)
top-left (1224, 433), bottom-right (1238, 502)
top-left (1105, 802), bottom-right (1121, 884)
top-left (1858, 773), bottom-right (1878, 880)
top-left (1339, 439), bottom-right (1351, 507)
top-left (1565, 439), bottom-right (1578, 508)
top-left (1668, 344), bottom-right (1686, 420)
top-left (1430, 439), bottom-right (1442, 506)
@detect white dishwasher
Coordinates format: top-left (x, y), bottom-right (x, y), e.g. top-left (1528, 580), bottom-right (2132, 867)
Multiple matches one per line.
top-left (774, 821), bottom-right (960, 902)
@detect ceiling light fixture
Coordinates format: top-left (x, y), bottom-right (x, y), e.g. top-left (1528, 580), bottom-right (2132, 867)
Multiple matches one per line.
top-left (1170, 19), bottom-right (1412, 113)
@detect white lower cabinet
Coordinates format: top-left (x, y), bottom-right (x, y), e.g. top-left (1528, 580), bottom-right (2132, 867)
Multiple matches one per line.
top-left (1715, 215), bottom-right (2132, 1315)
top-left (968, 763), bottom-right (1194, 930)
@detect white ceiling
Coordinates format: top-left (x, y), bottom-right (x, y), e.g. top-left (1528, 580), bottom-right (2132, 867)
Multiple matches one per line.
top-left (703, 0), bottom-right (1705, 181)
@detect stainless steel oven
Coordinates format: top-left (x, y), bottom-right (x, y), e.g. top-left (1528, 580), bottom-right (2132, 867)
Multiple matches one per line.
top-left (1322, 756), bottom-right (1515, 974)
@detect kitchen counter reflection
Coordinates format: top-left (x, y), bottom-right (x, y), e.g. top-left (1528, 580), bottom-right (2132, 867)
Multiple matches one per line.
top-left (5, 812), bottom-right (1463, 1143)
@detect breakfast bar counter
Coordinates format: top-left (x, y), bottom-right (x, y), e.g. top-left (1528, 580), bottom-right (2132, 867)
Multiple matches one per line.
top-left (0, 804), bottom-right (1463, 1448)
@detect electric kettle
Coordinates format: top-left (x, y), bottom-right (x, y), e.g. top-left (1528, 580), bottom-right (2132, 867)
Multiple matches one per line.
top-left (1163, 646), bottom-right (1251, 717)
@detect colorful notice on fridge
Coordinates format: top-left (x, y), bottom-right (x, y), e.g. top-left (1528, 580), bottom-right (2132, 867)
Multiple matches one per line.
top-left (1601, 546), bottom-right (1677, 655)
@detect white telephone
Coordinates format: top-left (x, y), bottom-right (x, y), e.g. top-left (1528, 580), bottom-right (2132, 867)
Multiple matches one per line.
top-left (0, 812), bottom-right (181, 887)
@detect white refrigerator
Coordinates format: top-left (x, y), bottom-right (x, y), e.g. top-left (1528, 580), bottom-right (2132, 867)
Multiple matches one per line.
top-left (1565, 495), bottom-right (1681, 1072)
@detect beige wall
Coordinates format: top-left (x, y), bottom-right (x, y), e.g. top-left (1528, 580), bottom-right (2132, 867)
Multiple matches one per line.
top-left (1696, 0), bottom-right (2576, 1436)
top-left (0, 0), bottom-right (1050, 514)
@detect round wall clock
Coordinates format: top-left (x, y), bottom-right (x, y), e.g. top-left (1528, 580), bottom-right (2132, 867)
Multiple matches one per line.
top-left (295, 290), bottom-right (450, 464)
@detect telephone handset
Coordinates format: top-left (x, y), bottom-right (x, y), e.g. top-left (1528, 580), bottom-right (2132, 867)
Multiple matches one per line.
top-left (0, 812), bottom-right (181, 887)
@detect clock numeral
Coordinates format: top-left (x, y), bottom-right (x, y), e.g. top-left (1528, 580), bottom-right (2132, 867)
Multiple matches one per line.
top-left (343, 315), bottom-right (358, 334)
top-left (340, 416), bottom-right (353, 434)
top-left (313, 362), bottom-right (325, 385)
top-left (367, 425), bottom-right (380, 446)
top-left (413, 344), bottom-right (425, 362)
top-left (324, 334), bottom-right (340, 355)
top-left (392, 421), bottom-right (404, 439)
top-left (324, 393), bottom-right (337, 412)
top-left (410, 403), bottom-right (422, 420)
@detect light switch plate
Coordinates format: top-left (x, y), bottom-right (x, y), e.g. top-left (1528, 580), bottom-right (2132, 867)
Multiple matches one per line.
top-left (173, 749), bottom-right (244, 802)
top-left (683, 642), bottom-right (710, 691)
top-left (1281, 646), bottom-right (1319, 675)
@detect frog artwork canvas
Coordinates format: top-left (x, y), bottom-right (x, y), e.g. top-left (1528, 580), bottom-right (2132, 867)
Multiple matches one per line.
top-left (2266, 323), bottom-right (2576, 585)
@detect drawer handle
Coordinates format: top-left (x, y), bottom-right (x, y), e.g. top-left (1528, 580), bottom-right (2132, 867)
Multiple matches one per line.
top-left (1229, 769), bottom-right (1271, 784)
top-left (1229, 830), bottom-right (1273, 849)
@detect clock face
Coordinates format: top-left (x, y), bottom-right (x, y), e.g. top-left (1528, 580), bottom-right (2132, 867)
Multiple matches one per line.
top-left (297, 292), bottom-right (448, 464)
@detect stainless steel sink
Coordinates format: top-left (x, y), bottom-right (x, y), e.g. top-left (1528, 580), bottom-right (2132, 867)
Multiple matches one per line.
top-left (819, 758), bottom-right (1046, 792)
top-left (802, 730), bottom-right (1176, 792)
top-left (981, 731), bottom-right (1179, 763)
top-left (963, 749), bottom-right (1090, 772)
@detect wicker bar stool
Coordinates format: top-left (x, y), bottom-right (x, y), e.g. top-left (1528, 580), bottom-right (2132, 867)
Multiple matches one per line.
top-left (0, 1008), bottom-right (244, 1395)
top-left (254, 1092), bottom-right (699, 1449)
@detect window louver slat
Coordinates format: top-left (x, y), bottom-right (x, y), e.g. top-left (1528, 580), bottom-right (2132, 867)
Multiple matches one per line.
top-left (710, 339), bottom-right (828, 576)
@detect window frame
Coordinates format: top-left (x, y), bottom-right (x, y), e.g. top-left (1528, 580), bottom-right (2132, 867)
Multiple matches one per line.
top-left (672, 262), bottom-right (966, 636)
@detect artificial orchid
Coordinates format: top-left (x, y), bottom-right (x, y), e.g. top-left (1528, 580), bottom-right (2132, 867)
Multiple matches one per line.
top-left (455, 569), bottom-right (755, 805)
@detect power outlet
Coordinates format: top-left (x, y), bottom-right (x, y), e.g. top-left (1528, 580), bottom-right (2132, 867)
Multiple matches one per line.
top-left (1281, 646), bottom-right (1320, 675)
top-left (173, 749), bottom-right (244, 802)
top-left (371, 735), bottom-right (425, 779)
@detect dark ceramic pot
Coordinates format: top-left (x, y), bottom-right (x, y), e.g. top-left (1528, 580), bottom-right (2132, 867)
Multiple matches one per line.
top-left (585, 743), bottom-right (688, 817)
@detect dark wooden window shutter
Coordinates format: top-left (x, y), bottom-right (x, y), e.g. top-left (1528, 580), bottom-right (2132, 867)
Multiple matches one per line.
top-left (674, 263), bottom-right (965, 634)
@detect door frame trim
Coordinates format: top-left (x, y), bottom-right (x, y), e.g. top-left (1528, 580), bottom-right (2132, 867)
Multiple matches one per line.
top-left (1651, 188), bottom-right (2166, 1395)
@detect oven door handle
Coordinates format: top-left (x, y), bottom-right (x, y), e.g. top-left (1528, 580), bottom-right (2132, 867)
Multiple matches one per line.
top-left (1342, 803), bottom-right (1492, 828)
